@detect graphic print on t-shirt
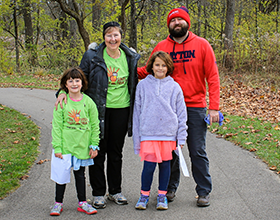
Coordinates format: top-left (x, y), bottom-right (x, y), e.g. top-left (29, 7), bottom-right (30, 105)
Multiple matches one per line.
top-left (67, 109), bottom-right (88, 125)
top-left (107, 66), bottom-right (126, 85)
top-left (107, 66), bottom-right (119, 84)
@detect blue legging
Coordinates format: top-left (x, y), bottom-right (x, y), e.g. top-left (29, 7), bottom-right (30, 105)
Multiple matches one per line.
top-left (141, 160), bottom-right (171, 192)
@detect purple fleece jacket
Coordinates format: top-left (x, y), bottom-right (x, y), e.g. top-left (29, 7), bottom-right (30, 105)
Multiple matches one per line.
top-left (133, 75), bottom-right (188, 154)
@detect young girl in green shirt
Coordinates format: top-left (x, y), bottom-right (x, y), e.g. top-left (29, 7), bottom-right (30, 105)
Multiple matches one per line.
top-left (50, 67), bottom-right (100, 216)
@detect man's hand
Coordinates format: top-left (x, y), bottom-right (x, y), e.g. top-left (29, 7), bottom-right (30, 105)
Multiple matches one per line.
top-left (208, 109), bottom-right (219, 125)
top-left (89, 149), bottom-right (98, 159)
top-left (55, 93), bottom-right (67, 110)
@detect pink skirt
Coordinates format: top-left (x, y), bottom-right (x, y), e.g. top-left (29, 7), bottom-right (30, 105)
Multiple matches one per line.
top-left (139, 141), bottom-right (176, 163)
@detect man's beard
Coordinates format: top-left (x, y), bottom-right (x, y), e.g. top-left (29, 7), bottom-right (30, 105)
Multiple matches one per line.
top-left (169, 24), bottom-right (189, 38)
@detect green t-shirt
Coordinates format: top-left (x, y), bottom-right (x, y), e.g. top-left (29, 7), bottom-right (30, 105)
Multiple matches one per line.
top-left (103, 48), bottom-right (130, 108)
top-left (52, 94), bottom-right (100, 159)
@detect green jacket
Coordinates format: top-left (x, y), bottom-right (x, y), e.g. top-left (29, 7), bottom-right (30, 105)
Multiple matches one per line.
top-left (52, 93), bottom-right (100, 159)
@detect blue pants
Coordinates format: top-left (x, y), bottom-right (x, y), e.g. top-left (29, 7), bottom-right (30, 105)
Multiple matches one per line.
top-left (167, 107), bottom-right (212, 196)
top-left (141, 160), bottom-right (171, 192)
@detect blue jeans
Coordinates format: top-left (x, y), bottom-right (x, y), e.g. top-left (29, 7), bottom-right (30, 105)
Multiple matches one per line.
top-left (168, 107), bottom-right (212, 196)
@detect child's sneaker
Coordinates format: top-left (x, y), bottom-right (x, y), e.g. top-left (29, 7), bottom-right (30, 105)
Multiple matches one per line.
top-left (156, 194), bottom-right (168, 210)
top-left (108, 193), bottom-right (128, 205)
top-left (50, 202), bottom-right (63, 216)
top-left (135, 194), bottom-right (149, 210)
top-left (77, 201), bottom-right (97, 215)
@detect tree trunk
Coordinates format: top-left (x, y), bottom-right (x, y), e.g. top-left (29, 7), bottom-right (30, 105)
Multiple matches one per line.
top-left (22, 0), bottom-right (37, 66)
top-left (277, 0), bottom-right (280, 32)
top-left (129, 0), bottom-right (137, 49)
top-left (197, 0), bottom-right (201, 36)
top-left (54, 0), bottom-right (90, 51)
top-left (92, 0), bottom-right (101, 29)
top-left (119, 0), bottom-right (129, 38)
top-left (13, 1), bottom-right (20, 72)
top-left (224, 0), bottom-right (235, 49)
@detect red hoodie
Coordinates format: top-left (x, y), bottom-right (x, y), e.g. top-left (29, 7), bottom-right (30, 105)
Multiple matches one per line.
top-left (138, 32), bottom-right (220, 110)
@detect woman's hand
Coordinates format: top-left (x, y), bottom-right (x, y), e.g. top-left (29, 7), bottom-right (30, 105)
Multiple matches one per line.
top-left (89, 149), bottom-right (98, 159)
top-left (55, 93), bottom-right (67, 110)
top-left (55, 153), bottom-right (63, 159)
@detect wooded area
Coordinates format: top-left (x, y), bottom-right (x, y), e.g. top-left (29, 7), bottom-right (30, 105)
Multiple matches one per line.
top-left (0, 0), bottom-right (279, 76)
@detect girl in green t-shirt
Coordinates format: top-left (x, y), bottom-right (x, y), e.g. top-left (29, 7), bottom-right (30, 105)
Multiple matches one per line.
top-left (50, 67), bottom-right (100, 216)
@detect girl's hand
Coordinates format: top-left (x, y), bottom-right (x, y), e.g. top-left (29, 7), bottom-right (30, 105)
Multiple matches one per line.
top-left (55, 93), bottom-right (67, 110)
top-left (55, 153), bottom-right (63, 159)
top-left (89, 149), bottom-right (98, 159)
top-left (180, 145), bottom-right (184, 149)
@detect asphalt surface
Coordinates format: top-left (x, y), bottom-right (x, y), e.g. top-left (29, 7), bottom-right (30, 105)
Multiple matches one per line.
top-left (0, 88), bottom-right (280, 220)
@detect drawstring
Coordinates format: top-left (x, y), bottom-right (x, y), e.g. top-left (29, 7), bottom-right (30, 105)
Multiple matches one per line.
top-left (173, 40), bottom-right (187, 75)
top-left (183, 44), bottom-right (187, 74)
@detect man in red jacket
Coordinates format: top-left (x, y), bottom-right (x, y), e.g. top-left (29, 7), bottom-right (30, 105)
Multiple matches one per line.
top-left (138, 6), bottom-right (220, 207)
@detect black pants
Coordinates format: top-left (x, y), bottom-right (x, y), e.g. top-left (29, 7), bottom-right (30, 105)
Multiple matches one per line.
top-left (55, 166), bottom-right (86, 203)
top-left (89, 107), bottom-right (129, 196)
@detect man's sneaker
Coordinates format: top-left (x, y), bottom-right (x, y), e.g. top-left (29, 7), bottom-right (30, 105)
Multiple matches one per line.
top-left (166, 191), bottom-right (176, 202)
top-left (197, 194), bottom-right (210, 207)
top-left (108, 193), bottom-right (128, 205)
top-left (90, 196), bottom-right (106, 209)
top-left (50, 202), bottom-right (63, 216)
top-left (156, 194), bottom-right (168, 210)
top-left (77, 201), bottom-right (97, 215)
top-left (135, 194), bottom-right (149, 210)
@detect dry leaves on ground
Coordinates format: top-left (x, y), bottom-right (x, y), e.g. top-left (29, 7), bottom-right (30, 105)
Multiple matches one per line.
top-left (219, 81), bottom-right (280, 124)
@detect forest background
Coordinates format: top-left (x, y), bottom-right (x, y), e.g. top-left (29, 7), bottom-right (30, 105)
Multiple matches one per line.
top-left (1, 0), bottom-right (280, 173)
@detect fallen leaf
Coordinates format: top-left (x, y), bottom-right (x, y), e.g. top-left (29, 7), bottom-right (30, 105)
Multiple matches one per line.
top-left (249, 148), bottom-right (257, 152)
top-left (269, 166), bottom-right (277, 171)
top-left (31, 137), bottom-right (36, 140)
top-left (36, 159), bottom-right (50, 165)
top-left (13, 140), bottom-right (19, 144)
top-left (20, 175), bottom-right (29, 180)
top-left (274, 126), bottom-right (280, 130)
top-left (245, 142), bottom-right (253, 145)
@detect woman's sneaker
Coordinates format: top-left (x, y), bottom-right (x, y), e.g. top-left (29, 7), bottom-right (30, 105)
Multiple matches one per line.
top-left (156, 194), bottom-right (168, 210)
top-left (108, 193), bottom-right (128, 205)
top-left (135, 194), bottom-right (149, 210)
top-left (90, 196), bottom-right (106, 209)
top-left (50, 202), bottom-right (63, 216)
top-left (77, 201), bottom-right (97, 215)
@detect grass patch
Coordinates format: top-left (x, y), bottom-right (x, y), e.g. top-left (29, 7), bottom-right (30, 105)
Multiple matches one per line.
top-left (209, 114), bottom-right (280, 172)
top-left (0, 104), bottom-right (40, 199)
top-left (0, 71), bottom-right (60, 90)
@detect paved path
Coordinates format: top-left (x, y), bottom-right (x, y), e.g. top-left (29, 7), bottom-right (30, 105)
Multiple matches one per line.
top-left (0, 88), bottom-right (280, 220)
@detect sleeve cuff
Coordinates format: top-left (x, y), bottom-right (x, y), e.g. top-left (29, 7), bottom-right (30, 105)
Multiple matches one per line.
top-left (89, 145), bottom-right (100, 151)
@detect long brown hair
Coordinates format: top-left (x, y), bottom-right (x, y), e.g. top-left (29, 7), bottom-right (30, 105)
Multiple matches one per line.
top-left (146, 51), bottom-right (174, 76)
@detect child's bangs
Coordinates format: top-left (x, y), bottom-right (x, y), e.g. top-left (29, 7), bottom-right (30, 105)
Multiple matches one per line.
top-left (67, 69), bottom-right (83, 80)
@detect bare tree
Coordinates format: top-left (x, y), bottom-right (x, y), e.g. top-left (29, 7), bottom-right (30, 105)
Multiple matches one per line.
top-left (22, 0), bottom-right (37, 65)
top-left (129, 0), bottom-right (137, 49)
top-left (13, 0), bottom-right (20, 71)
top-left (224, 0), bottom-right (235, 49)
top-left (223, 0), bottom-right (235, 69)
top-left (53, 0), bottom-right (91, 51)
top-left (119, 0), bottom-right (129, 38)
top-left (92, 0), bottom-right (101, 29)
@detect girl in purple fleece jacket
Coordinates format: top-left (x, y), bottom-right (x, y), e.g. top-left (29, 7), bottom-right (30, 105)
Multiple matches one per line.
top-left (133, 51), bottom-right (187, 210)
